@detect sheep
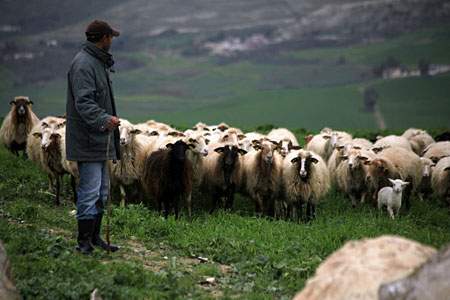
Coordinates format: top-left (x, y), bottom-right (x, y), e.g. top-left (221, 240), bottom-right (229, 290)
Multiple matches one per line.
top-left (240, 139), bottom-right (283, 216)
top-left (377, 179), bottom-right (409, 219)
top-left (422, 141), bottom-right (450, 163)
top-left (267, 128), bottom-right (300, 157)
top-left (0, 96), bottom-right (39, 156)
top-left (238, 132), bottom-right (265, 152)
top-left (306, 129), bottom-right (352, 161)
top-left (372, 135), bottom-right (413, 153)
top-left (365, 147), bottom-right (422, 210)
top-left (293, 235), bottom-right (436, 300)
top-left (108, 119), bottom-right (150, 205)
top-left (30, 126), bottom-right (75, 205)
top-left (327, 138), bottom-right (372, 186)
top-left (431, 156), bottom-right (450, 206)
top-left (141, 140), bottom-right (194, 219)
top-left (379, 243), bottom-right (450, 300)
top-left (418, 157), bottom-right (435, 201)
top-left (218, 127), bottom-right (245, 146)
top-left (335, 148), bottom-right (371, 207)
top-left (282, 149), bottom-right (330, 221)
top-left (402, 128), bottom-right (435, 155)
top-left (199, 143), bottom-right (247, 212)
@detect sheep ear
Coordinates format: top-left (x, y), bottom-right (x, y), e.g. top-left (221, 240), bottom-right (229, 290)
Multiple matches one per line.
top-left (430, 156), bottom-right (440, 164)
top-left (130, 129), bottom-right (142, 135)
top-left (238, 149), bottom-right (247, 155)
top-left (444, 166), bottom-right (450, 172)
top-left (150, 131), bottom-right (159, 136)
top-left (358, 155), bottom-right (368, 161)
top-left (204, 127), bottom-right (210, 131)
top-left (29, 100), bottom-right (34, 105)
top-left (238, 134), bottom-right (245, 140)
top-left (402, 181), bottom-right (410, 186)
top-left (291, 157), bottom-right (300, 164)
top-left (33, 132), bottom-right (42, 138)
top-left (353, 146), bottom-right (362, 150)
top-left (188, 138), bottom-right (198, 144)
top-left (322, 134), bottom-right (331, 140)
top-left (188, 143), bottom-right (196, 149)
top-left (205, 139), bottom-right (210, 145)
top-left (371, 146), bottom-right (384, 154)
top-left (341, 155), bottom-right (348, 160)
top-left (376, 135), bottom-right (383, 140)
top-left (269, 140), bottom-right (279, 146)
top-left (214, 147), bottom-right (225, 153)
top-left (166, 143), bottom-right (174, 149)
top-left (388, 178), bottom-right (395, 185)
top-left (310, 157), bottom-right (319, 164)
top-left (290, 145), bottom-right (302, 150)
top-left (9, 100), bottom-right (15, 105)
top-left (253, 143), bottom-right (262, 150)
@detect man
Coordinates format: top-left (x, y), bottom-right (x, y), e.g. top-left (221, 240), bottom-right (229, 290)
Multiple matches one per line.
top-left (66, 20), bottom-right (121, 254)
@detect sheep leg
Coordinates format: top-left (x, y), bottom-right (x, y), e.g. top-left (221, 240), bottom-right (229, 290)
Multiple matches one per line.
top-left (387, 206), bottom-right (395, 220)
top-left (254, 194), bottom-right (264, 216)
top-left (265, 197), bottom-right (275, 218)
top-left (306, 202), bottom-right (312, 222)
top-left (163, 196), bottom-right (170, 219)
top-left (48, 175), bottom-right (54, 192)
top-left (119, 185), bottom-right (126, 207)
top-left (70, 175), bottom-right (78, 204)
top-left (360, 192), bottom-right (366, 204)
top-left (55, 175), bottom-right (61, 206)
top-left (349, 194), bottom-right (357, 208)
top-left (186, 193), bottom-right (192, 220)
top-left (174, 195), bottom-right (179, 220)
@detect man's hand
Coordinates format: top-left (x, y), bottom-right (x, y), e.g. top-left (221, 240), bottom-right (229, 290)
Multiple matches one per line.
top-left (105, 116), bottom-right (120, 131)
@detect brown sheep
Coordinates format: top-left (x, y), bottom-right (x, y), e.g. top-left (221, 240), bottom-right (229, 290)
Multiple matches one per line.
top-left (0, 96), bottom-right (39, 156)
top-left (141, 140), bottom-right (194, 219)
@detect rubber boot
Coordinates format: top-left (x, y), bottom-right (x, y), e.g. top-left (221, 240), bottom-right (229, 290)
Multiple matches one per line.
top-left (76, 219), bottom-right (95, 255)
top-left (91, 214), bottom-right (119, 252)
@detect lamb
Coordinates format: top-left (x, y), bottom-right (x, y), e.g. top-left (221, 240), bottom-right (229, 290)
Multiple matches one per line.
top-left (372, 135), bottom-right (413, 153)
top-left (199, 143), bottom-right (247, 212)
top-left (377, 179), bottom-right (409, 219)
top-left (306, 129), bottom-right (352, 161)
top-left (267, 128), bottom-right (300, 157)
top-left (0, 96), bottom-right (39, 156)
top-left (365, 147), bottom-right (422, 209)
top-left (141, 140), bottom-right (194, 219)
top-left (431, 156), bottom-right (450, 206)
top-left (241, 139), bottom-right (283, 216)
top-left (293, 235), bottom-right (436, 300)
top-left (335, 148), bottom-right (370, 207)
top-left (422, 141), bottom-right (450, 163)
top-left (402, 128), bottom-right (435, 155)
top-left (282, 149), bottom-right (330, 221)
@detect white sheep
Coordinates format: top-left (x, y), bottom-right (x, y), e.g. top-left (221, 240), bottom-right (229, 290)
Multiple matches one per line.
top-left (0, 96), bottom-right (40, 156)
top-left (365, 147), bottom-right (422, 209)
top-left (306, 129), bottom-right (352, 161)
top-left (372, 135), bottom-right (413, 153)
top-left (267, 128), bottom-right (300, 157)
top-left (293, 236), bottom-right (436, 300)
top-left (423, 141), bottom-right (450, 163)
top-left (402, 128), bottom-right (435, 155)
top-left (431, 156), bottom-right (450, 206)
top-left (240, 139), bottom-right (283, 216)
top-left (377, 179), bottom-right (409, 219)
top-left (238, 132), bottom-right (265, 152)
top-left (282, 149), bottom-right (330, 221)
top-left (336, 148), bottom-right (371, 207)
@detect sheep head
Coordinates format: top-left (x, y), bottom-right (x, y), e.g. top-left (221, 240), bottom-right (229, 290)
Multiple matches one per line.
top-left (290, 151), bottom-right (319, 181)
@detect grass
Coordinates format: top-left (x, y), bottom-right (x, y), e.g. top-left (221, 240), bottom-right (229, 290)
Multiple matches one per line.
top-left (1, 129), bottom-right (450, 299)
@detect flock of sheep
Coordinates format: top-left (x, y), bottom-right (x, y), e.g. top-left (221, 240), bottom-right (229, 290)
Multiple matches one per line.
top-left (1, 96), bottom-right (450, 221)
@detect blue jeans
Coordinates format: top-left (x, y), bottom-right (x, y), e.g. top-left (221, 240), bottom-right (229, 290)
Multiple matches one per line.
top-left (76, 161), bottom-right (109, 220)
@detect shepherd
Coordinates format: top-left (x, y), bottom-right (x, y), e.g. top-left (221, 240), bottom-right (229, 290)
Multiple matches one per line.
top-left (66, 20), bottom-right (121, 254)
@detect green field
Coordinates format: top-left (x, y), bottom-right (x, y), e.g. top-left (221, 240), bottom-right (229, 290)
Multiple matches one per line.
top-left (1, 26), bottom-right (450, 130)
top-left (1, 132), bottom-right (450, 299)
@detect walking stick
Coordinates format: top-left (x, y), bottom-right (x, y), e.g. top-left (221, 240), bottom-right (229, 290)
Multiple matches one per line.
top-left (105, 131), bottom-right (112, 254)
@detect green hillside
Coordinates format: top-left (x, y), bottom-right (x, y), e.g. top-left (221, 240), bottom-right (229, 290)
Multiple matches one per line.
top-left (1, 26), bottom-right (449, 130)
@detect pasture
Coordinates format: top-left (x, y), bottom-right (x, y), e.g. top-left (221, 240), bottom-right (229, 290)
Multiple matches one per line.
top-left (1, 128), bottom-right (449, 299)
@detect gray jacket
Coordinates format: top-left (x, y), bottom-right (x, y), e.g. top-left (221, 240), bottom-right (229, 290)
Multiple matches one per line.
top-left (66, 42), bottom-right (120, 161)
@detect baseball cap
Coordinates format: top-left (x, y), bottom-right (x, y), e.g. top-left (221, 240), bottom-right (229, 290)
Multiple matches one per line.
top-left (85, 20), bottom-right (120, 39)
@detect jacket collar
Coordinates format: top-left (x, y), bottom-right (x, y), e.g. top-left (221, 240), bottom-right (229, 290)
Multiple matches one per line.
top-left (83, 41), bottom-right (115, 69)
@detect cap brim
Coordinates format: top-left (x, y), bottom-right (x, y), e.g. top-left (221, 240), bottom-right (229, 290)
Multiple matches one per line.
top-left (112, 29), bottom-right (120, 37)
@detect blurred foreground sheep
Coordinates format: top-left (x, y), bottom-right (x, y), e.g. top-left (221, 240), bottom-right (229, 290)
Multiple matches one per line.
top-left (293, 235), bottom-right (436, 300)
